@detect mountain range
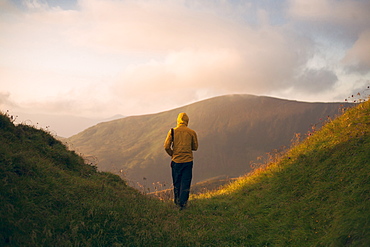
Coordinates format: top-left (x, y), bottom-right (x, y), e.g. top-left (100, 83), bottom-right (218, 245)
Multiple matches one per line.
top-left (12, 112), bottom-right (125, 138)
top-left (67, 94), bottom-right (349, 189)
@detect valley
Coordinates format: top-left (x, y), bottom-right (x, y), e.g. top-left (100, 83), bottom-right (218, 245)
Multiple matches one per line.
top-left (67, 94), bottom-right (350, 190)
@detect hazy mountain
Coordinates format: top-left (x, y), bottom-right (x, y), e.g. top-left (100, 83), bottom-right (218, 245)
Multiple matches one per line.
top-left (67, 94), bottom-right (349, 188)
top-left (12, 112), bottom-right (125, 138)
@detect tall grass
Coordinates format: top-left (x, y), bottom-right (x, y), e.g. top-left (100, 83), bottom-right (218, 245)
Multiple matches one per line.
top-left (0, 112), bottom-right (179, 246)
top-left (184, 100), bottom-right (370, 246)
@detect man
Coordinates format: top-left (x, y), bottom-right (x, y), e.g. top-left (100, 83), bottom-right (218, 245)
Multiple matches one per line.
top-left (164, 112), bottom-right (198, 210)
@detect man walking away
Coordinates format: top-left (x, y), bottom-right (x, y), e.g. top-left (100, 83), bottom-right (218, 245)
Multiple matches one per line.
top-left (164, 113), bottom-right (198, 210)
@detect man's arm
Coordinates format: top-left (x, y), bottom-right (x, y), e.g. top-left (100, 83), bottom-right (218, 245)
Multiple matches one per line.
top-left (164, 130), bottom-right (173, 156)
top-left (192, 132), bottom-right (198, 151)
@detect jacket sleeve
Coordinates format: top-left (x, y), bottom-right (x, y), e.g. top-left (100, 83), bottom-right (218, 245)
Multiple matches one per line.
top-left (192, 131), bottom-right (198, 151)
top-left (164, 129), bottom-right (173, 156)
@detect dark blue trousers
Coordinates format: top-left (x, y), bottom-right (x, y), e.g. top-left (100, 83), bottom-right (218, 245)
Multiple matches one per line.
top-left (171, 161), bottom-right (193, 207)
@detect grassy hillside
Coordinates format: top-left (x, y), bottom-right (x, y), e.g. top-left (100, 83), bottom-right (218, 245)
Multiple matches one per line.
top-left (1, 98), bottom-right (369, 246)
top-left (0, 112), bottom-right (177, 246)
top-left (67, 94), bottom-right (349, 189)
top-left (183, 99), bottom-right (370, 246)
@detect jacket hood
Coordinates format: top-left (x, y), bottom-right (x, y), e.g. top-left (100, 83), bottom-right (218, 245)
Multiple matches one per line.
top-left (177, 112), bottom-right (189, 126)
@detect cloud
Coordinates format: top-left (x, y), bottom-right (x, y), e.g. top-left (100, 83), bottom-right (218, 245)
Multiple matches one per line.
top-left (293, 69), bottom-right (338, 94)
top-left (1, 0), bottom-right (316, 115)
top-left (22, 0), bottom-right (50, 10)
top-left (0, 0), bottom-right (318, 115)
top-left (288, 0), bottom-right (370, 32)
top-left (111, 27), bottom-right (313, 113)
top-left (286, 0), bottom-right (370, 99)
top-left (0, 91), bottom-right (16, 109)
top-left (88, 0), bottom-right (315, 110)
top-left (68, 0), bottom-right (257, 52)
top-left (1, 0), bottom-right (369, 119)
top-left (343, 30), bottom-right (370, 73)
top-left (13, 80), bottom-right (118, 117)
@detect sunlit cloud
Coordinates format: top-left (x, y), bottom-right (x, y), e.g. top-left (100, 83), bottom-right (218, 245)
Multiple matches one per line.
top-left (288, 0), bottom-right (370, 30)
top-left (343, 30), bottom-right (370, 73)
top-left (0, 0), bottom-right (369, 121)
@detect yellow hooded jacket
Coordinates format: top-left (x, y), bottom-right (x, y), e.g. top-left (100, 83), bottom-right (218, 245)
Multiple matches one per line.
top-left (164, 113), bottom-right (198, 163)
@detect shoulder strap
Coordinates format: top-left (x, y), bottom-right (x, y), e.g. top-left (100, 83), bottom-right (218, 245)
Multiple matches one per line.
top-left (171, 128), bottom-right (174, 143)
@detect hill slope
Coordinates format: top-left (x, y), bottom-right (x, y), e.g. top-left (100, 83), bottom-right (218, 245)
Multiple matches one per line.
top-left (182, 99), bottom-right (370, 246)
top-left (0, 99), bottom-right (369, 246)
top-left (0, 112), bottom-right (176, 246)
top-left (67, 94), bottom-right (348, 188)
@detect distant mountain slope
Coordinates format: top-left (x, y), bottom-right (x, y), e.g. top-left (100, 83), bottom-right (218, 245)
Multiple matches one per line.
top-left (13, 112), bottom-right (125, 138)
top-left (67, 94), bottom-right (349, 187)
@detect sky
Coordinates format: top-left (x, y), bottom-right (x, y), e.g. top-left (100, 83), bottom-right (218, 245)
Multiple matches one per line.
top-left (1, 0), bottom-right (370, 136)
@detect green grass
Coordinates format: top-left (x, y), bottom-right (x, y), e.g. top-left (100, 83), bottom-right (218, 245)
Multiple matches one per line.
top-left (0, 114), bottom-right (178, 246)
top-left (1, 100), bottom-right (369, 246)
top-left (185, 100), bottom-right (370, 246)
